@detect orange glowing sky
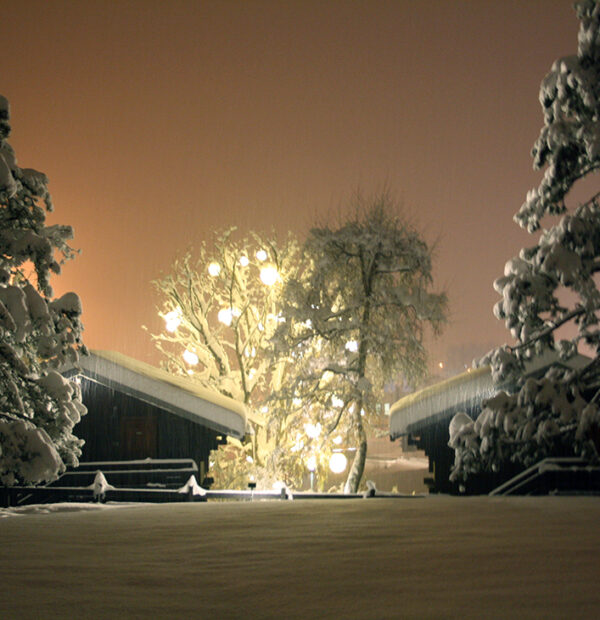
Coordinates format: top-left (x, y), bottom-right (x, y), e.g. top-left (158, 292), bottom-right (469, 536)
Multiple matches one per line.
top-left (1, 0), bottom-right (583, 371)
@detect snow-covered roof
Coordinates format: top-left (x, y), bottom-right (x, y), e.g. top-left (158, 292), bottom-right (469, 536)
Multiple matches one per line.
top-left (63, 350), bottom-right (247, 439)
top-left (389, 366), bottom-right (495, 440)
top-left (389, 351), bottom-right (591, 440)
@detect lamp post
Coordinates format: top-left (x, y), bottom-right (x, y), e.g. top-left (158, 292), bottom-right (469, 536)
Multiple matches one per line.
top-left (306, 455), bottom-right (317, 490)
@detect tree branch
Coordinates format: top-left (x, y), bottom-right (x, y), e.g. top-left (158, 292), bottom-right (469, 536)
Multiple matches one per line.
top-left (510, 305), bottom-right (587, 353)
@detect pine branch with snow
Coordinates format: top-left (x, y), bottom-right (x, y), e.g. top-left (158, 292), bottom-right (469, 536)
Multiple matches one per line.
top-left (0, 96), bottom-right (86, 486)
top-left (450, 3), bottom-right (600, 487)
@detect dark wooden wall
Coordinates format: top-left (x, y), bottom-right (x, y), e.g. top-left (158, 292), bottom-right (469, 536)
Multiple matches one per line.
top-left (411, 414), bottom-right (525, 495)
top-left (74, 379), bottom-right (226, 478)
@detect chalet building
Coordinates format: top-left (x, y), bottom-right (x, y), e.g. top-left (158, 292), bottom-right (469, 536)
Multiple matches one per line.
top-left (62, 350), bottom-right (248, 483)
top-left (389, 352), bottom-right (590, 494)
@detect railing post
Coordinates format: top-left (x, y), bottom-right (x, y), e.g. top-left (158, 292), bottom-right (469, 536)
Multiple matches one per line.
top-left (1, 486), bottom-right (9, 508)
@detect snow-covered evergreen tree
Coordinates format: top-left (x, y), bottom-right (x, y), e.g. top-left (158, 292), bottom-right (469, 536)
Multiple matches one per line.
top-left (0, 95), bottom-right (86, 486)
top-left (449, 1), bottom-right (600, 486)
top-left (273, 193), bottom-right (447, 493)
top-left (149, 229), bottom-right (308, 489)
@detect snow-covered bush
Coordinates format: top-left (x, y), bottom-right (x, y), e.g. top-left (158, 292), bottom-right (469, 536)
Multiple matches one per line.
top-left (450, 1), bottom-right (600, 487)
top-left (0, 95), bottom-right (86, 486)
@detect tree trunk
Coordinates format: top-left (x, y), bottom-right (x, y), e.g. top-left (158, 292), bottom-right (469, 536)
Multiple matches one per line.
top-left (344, 409), bottom-right (368, 494)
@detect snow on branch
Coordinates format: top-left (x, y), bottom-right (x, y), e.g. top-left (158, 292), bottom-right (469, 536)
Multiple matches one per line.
top-left (0, 96), bottom-right (85, 486)
top-left (450, 3), bottom-right (600, 488)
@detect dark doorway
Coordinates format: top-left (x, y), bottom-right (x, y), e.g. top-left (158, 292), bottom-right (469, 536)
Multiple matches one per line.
top-left (120, 416), bottom-right (158, 459)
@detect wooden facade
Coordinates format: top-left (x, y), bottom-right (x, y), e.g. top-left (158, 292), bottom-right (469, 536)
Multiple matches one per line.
top-left (389, 353), bottom-right (591, 494)
top-left (63, 351), bottom-right (247, 481)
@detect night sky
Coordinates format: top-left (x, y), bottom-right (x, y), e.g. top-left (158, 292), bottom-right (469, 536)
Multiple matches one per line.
top-left (1, 0), bottom-right (582, 373)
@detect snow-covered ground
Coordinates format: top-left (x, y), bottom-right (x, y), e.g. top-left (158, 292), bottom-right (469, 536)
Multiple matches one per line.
top-left (2, 496), bottom-right (599, 619)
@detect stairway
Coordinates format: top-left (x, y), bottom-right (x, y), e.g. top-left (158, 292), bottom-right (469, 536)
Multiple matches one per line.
top-left (489, 457), bottom-right (600, 496)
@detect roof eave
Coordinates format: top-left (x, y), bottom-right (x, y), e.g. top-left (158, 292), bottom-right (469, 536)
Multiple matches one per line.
top-left (63, 351), bottom-right (247, 439)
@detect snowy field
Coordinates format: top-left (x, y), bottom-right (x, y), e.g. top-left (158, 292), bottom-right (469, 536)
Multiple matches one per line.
top-left (2, 496), bottom-right (600, 619)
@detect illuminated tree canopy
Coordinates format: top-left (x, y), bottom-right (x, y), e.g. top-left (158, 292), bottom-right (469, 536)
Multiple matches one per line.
top-left (273, 193), bottom-right (447, 493)
top-left (149, 229), bottom-right (311, 489)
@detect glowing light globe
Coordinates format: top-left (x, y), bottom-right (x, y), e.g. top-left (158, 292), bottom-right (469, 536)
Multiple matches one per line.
top-left (329, 452), bottom-right (348, 474)
top-left (218, 308), bottom-right (233, 326)
top-left (208, 262), bottom-right (221, 276)
top-left (182, 349), bottom-right (199, 365)
top-left (260, 265), bottom-right (278, 286)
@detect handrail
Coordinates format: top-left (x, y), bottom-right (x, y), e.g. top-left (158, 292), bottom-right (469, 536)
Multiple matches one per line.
top-left (489, 457), bottom-right (589, 496)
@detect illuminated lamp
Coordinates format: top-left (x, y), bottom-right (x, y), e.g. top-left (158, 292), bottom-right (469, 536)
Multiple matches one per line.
top-left (218, 308), bottom-right (233, 326)
top-left (329, 452), bottom-right (348, 474)
top-left (260, 265), bottom-right (278, 286)
top-left (182, 349), bottom-right (199, 365)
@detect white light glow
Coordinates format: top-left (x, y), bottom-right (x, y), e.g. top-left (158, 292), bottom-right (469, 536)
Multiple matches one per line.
top-left (345, 340), bottom-right (359, 353)
top-left (183, 349), bottom-right (199, 365)
top-left (239, 255), bottom-right (249, 267)
top-left (304, 423), bottom-right (322, 439)
top-left (218, 308), bottom-right (233, 326)
top-left (165, 319), bottom-right (179, 332)
top-left (208, 262), bottom-right (221, 277)
top-left (329, 452), bottom-right (348, 474)
top-left (164, 309), bottom-right (182, 332)
top-left (306, 455), bottom-right (317, 472)
top-left (260, 265), bottom-right (279, 286)
top-left (256, 249), bottom-right (268, 262)
top-left (333, 435), bottom-right (343, 445)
